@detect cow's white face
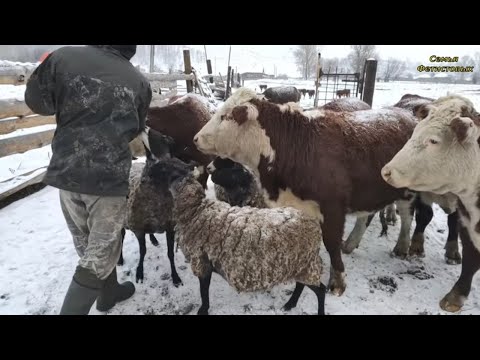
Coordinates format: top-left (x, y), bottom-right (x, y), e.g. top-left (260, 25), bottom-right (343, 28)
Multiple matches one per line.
top-left (382, 95), bottom-right (480, 195)
top-left (193, 88), bottom-right (275, 172)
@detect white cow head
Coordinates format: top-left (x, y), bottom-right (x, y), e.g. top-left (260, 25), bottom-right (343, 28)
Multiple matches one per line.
top-left (382, 95), bottom-right (480, 195)
top-left (193, 87), bottom-right (276, 172)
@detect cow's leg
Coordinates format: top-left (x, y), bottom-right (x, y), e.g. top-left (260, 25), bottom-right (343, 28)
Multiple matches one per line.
top-left (342, 213), bottom-right (372, 254)
top-left (392, 198), bottom-right (415, 259)
top-left (440, 226), bottom-right (480, 312)
top-left (409, 197), bottom-right (433, 257)
top-left (445, 211), bottom-right (461, 264)
top-left (322, 206), bottom-right (347, 296)
top-left (385, 203), bottom-right (397, 225)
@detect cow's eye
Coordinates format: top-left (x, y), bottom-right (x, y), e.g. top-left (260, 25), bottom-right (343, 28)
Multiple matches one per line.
top-left (429, 139), bottom-right (438, 145)
top-left (220, 115), bottom-right (226, 121)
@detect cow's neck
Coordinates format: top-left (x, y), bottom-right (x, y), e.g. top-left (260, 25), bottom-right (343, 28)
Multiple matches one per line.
top-left (457, 190), bottom-right (480, 254)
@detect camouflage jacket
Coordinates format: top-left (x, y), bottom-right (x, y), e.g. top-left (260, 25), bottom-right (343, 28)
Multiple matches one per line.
top-left (25, 45), bottom-right (152, 196)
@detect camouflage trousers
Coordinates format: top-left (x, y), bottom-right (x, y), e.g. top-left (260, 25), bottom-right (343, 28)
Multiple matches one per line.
top-left (59, 190), bottom-right (126, 280)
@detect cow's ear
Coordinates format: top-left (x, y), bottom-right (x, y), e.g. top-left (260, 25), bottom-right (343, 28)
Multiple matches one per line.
top-left (414, 103), bottom-right (434, 120)
top-left (231, 105), bottom-right (249, 125)
top-left (450, 116), bottom-right (480, 144)
top-left (461, 105), bottom-right (480, 126)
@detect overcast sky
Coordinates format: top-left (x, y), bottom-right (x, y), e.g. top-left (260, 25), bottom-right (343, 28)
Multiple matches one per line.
top-left (192, 45), bottom-right (480, 77)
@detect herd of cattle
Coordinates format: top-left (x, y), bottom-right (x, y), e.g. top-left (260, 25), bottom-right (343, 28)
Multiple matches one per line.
top-left (130, 85), bottom-right (480, 314)
top-left (258, 84), bottom-right (352, 101)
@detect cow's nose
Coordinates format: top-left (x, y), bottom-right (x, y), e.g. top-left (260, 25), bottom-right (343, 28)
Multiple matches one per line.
top-left (193, 136), bottom-right (199, 143)
top-left (381, 166), bottom-right (392, 181)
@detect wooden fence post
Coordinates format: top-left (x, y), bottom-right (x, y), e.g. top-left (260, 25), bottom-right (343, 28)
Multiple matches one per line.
top-left (183, 50), bottom-right (193, 93)
top-left (225, 66), bottom-right (232, 100)
top-left (206, 59), bottom-right (213, 83)
top-left (362, 59), bottom-right (377, 107)
top-left (313, 52), bottom-right (322, 108)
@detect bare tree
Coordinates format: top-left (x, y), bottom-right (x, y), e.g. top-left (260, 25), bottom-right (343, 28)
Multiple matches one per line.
top-left (293, 45), bottom-right (321, 80)
top-left (472, 52), bottom-right (480, 84)
top-left (456, 55), bottom-right (475, 81)
top-left (381, 58), bottom-right (406, 82)
top-left (347, 45), bottom-right (378, 74)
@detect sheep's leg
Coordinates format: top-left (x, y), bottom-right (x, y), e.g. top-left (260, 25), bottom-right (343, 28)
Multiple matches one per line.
top-left (409, 197), bottom-right (432, 257)
top-left (117, 228), bottom-right (126, 266)
top-left (282, 282), bottom-right (305, 311)
top-left (342, 213), bottom-right (371, 254)
top-left (166, 228), bottom-right (182, 287)
top-left (379, 208), bottom-right (388, 236)
top-left (149, 233), bottom-right (159, 247)
top-left (307, 283), bottom-right (327, 315)
top-left (197, 267), bottom-right (212, 315)
top-left (133, 231), bottom-right (146, 283)
top-left (385, 203), bottom-right (397, 225)
top-left (445, 211), bottom-right (461, 265)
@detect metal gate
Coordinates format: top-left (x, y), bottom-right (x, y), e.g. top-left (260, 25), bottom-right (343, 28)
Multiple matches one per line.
top-left (314, 69), bottom-right (362, 106)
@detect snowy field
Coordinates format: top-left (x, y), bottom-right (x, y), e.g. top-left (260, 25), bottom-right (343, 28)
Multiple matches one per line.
top-left (1, 81), bottom-right (480, 315)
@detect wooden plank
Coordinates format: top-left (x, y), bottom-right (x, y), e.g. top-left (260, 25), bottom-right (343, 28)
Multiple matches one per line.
top-left (0, 98), bottom-right (34, 119)
top-left (0, 115), bottom-right (56, 135)
top-left (142, 73), bottom-right (194, 82)
top-left (0, 168), bottom-right (46, 201)
top-left (149, 80), bottom-right (177, 89)
top-left (0, 129), bottom-right (55, 158)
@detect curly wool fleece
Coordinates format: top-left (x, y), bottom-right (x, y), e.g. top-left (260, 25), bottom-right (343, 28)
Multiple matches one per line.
top-left (171, 177), bottom-right (324, 292)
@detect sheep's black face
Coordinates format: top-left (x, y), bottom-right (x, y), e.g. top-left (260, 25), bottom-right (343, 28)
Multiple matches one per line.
top-left (206, 156), bottom-right (236, 174)
top-left (149, 157), bottom-right (194, 186)
top-left (210, 166), bottom-right (252, 189)
top-left (144, 127), bottom-right (175, 160)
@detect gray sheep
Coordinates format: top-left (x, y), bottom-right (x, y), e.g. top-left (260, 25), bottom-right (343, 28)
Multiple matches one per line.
top-left (118, 127), bottom-right (184, 286)
top-left (148, 156), bottom-right (326, 315)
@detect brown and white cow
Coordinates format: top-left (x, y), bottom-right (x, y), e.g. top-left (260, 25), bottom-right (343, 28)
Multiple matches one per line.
top-left (147, 94), bottom-right (215, 189)
top-left (382, 94), bottom-right (480, 312)
top-left (193, 87), bottom-right (418, 295)
top-left (393, 94), bottom-right (461, 264)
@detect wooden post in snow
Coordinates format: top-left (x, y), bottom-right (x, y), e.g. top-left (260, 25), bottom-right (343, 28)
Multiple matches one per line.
top-left (313, 52), bottom-right (322, 108)
top-left (183, 49), bottom-right (193, 93)
top-left (362, 58), bottom-right (378, 107)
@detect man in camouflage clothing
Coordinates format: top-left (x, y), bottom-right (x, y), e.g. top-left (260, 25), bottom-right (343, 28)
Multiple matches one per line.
top-left (25, 45), bottom-right (152, 315)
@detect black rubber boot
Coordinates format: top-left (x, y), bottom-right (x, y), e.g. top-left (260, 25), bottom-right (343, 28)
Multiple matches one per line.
top-left (96, 269), bottom-right (135, 312)
top-left (59, 266), bottom-right (105, 315)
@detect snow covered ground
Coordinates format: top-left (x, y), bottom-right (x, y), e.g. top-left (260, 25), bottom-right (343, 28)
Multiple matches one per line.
top-left (1, 80), bottom-right (480, 315)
